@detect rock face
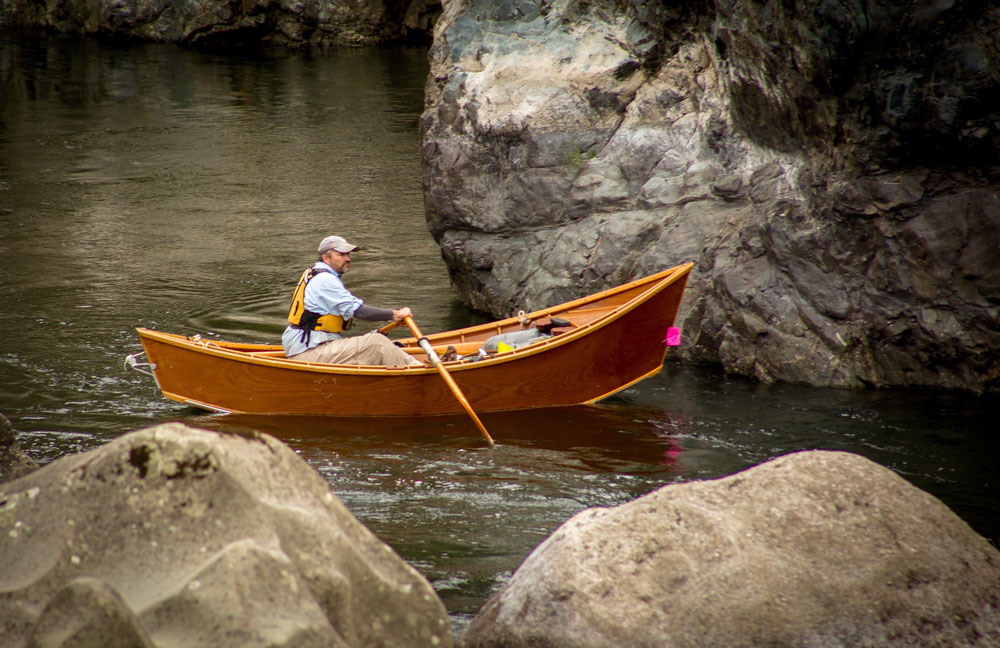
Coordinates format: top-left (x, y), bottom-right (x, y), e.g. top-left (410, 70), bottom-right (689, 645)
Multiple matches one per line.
top-left (0, 412), bottom-right (38, 484)
top-left (0, 423), bottom-right (453, 648)
top-left (459, 450), bottom-right (1000, 648)
top-left (421, 0), bottom-right (1000, 392)
top-left (0, 0), bottom-right (440, 47)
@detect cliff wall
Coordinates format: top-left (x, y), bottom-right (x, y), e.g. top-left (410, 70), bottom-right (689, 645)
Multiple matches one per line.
top-left (421, 0), bottom-right (999, 391)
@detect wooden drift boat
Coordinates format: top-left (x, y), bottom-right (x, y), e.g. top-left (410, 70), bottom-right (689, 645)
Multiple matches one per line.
top-left (133, 263), bottom-right (693, 416)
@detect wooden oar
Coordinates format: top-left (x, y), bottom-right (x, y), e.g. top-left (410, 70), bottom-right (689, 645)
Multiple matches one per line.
top-left (403, 316), bottom-right (495, 448)
top-left (377, 319), bottom-right (403, 335)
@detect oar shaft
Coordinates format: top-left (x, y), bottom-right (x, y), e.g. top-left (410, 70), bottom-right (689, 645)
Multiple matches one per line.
top-left (377, 319), bottom-right (403, 335)
top-left (404, 316), bottom-right (495, 448)
top-left (433, 362), bottom-right (493, 444)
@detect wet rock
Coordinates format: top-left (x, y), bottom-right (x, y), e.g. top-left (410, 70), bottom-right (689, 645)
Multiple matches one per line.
top-left (0, 422), bottom-right (452, 648)
top-left (0, 0), bottom-right (441, 47)
top-left (459, 450), bottom-right (1000, 648)
top-left (421, 0), bottom-right (1000, 392)
top-left (0, 412), bottom-right (39, 484)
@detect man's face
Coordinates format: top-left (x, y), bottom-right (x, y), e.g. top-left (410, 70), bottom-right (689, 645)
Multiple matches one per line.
top-left (324, 250), bottom-right (351, 273)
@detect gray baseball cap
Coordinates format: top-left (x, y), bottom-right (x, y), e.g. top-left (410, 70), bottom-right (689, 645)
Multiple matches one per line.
top-left (318, 235), bottom-right (359, 254)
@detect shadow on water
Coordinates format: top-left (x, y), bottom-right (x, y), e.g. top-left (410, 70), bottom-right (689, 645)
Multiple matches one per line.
top-left (194, 404), bottom-right (687, 463)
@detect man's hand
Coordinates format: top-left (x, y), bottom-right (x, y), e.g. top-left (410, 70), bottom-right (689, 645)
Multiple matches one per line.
top-left (392, 307), bottom-right (412, 322)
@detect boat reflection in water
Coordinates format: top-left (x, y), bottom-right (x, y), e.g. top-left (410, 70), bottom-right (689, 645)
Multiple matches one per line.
top-left (185, 402), bottom-right (691, 468)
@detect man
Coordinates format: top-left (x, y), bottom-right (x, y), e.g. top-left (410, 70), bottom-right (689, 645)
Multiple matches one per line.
top-left (282, 235), bottom-right (423, 366)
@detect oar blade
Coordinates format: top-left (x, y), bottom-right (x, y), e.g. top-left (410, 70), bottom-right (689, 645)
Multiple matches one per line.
top-left (404, 316), bottom-right (495, 448)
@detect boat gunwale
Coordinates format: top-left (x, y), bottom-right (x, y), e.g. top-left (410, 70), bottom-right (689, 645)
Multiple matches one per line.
top-left (137, 263), bottom-right (693, 377)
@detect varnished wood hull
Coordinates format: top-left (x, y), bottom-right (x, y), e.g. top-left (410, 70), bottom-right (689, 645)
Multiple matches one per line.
top-left (136, 263), bottom-right (693, 416)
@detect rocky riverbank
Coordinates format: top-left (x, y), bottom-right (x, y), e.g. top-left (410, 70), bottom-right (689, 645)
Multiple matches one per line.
top-left (3, 422), bottom-right (998, 646)
top-left (0, 0), bottom-right (440, 47)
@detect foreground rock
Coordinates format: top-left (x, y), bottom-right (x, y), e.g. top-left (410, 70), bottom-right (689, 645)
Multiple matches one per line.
top-left (0, 412), bottom-right (38, 484)
top-left (459, 450), bottom-right (1000, 647)
top-left (0, 0), bottom-right (440, 47)
top-left (0, 423), bottom-right (452, 648)
top-left (422, 0), bottom-right (1000, 392)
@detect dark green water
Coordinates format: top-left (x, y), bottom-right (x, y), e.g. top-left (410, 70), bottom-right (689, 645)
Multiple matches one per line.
top-left (1, 29), bottom-right (997, 632)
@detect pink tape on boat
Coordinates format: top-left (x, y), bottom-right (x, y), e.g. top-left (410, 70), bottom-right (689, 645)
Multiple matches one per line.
top-left (665, 327), bottom-right (681, 346)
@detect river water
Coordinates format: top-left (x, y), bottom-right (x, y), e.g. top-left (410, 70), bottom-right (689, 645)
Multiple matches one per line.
top-left (1, 30), bottom-right (998, 632)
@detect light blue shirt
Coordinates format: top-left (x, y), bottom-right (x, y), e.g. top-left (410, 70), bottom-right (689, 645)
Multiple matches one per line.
top-left (282, 261), bottom-right (364, 357)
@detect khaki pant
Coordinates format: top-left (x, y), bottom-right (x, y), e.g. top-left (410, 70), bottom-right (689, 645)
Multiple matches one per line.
top-left (290, 331), bottom-right (422, 366)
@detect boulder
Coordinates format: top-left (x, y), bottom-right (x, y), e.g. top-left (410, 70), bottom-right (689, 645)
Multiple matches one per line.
top-left (0, 423), bottom-right (453, 648)
top-left (0, 412), bottom-right (39, 484)
top-left (459, 450), bottom-right (1000, 648)
top-left (421, 0), bottom-right (1000, 392)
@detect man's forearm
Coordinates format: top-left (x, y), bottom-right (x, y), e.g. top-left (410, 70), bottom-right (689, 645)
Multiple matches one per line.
top-left (353, 304), bottom-right (395, 321)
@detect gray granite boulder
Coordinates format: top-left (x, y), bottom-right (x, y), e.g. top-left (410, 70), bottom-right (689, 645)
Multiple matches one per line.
top-left (459, 450), bottom-right (1000, 647)
top-left (421, 0), bottom-right (1000, 392)
top-left (0, 422), bottom-right (452, 648)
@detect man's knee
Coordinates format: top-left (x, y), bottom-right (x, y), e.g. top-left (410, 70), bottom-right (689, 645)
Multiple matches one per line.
top-left (371, 332), bottom-right (421, 366)
top-left (369, 331), bottom-right (393, 346)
